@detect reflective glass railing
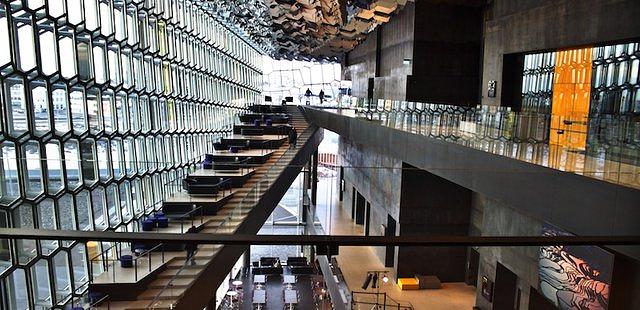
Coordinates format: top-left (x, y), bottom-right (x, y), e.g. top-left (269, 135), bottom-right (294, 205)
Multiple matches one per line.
top-left (329, 98), bottom-right (640, 189)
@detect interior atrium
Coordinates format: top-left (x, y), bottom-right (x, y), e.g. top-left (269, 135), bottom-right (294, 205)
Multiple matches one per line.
top-left (0, 0), bottom-right (639, 309)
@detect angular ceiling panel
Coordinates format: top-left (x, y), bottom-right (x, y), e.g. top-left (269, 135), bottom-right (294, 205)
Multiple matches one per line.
top-left (205, 0), bottom-right (412, 61)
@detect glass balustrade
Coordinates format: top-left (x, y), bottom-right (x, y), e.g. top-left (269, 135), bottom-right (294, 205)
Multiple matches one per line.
top-left (326, 98), bottom-right (640, 189)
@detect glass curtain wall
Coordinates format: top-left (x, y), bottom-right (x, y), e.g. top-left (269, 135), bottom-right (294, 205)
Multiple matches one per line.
top-left (522, 42), bottom-right (639, 163)
top-left (0, 0), bottom-right (262, 308)
top-left (262, 56), bottom-right (347, 105)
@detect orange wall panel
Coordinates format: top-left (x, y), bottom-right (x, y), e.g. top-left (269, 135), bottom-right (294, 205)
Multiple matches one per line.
top-left (550, 48), bottom-right (592, 150)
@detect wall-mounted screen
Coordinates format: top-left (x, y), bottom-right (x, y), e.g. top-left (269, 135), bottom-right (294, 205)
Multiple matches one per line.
top-left (539, 223), bottom-right (613, 310)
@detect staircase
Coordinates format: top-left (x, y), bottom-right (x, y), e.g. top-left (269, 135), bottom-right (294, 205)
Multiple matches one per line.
top-left (96, 107), bottom-right (320, 309)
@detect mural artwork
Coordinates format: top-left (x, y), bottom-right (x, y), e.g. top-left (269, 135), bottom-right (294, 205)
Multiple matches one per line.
top-left (539, 223), bottom-right (613, 310)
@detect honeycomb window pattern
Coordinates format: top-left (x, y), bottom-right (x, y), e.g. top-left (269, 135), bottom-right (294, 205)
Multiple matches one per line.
top-left (0, 0), bottom-right (263, 308)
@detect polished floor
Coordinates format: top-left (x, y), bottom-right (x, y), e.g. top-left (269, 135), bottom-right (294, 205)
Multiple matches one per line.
top-left (317, 175), bottom-right (477, 310)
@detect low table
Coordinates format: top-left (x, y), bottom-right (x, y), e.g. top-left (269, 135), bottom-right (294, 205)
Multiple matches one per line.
top-left (254, 275), bottom-right (266, 285)
top-left (283, 275), bottom-right (296, 288)
top-left (253, 289), bottom-right (266, 304)
top-left (284, 289), bottom-right (298, 306)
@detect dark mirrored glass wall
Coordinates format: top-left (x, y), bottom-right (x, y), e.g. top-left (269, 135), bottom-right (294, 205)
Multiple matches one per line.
top-left (0, 0), bottom-right (262, 308)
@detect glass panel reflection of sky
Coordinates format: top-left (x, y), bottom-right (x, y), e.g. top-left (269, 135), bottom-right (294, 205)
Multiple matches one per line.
top-left (262, 56), bottom-right (346, 105)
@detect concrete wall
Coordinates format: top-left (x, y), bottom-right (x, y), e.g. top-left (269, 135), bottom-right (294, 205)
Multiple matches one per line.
top-left (409, 1), bottom-right (482, 105)
top-left (345, 29), bottom-right (378, 98)
top-left (343, 1), bottom-right (483, 104)
top-left (481, 0), bottom-right (640, 106)
top-left (472, 193), bottom-right (541, 310)
top-left (304, 107), bottom-right (640, 309)
top-left (397, 163), bottom-right (472, 281)
top-left (338, 136), bottom-right (402, 262)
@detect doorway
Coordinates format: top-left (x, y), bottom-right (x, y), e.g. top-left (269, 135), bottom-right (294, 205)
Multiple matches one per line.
top-left (351, 187), bottom-right (356, 220)
top-left (364, 202), bottom-right (371, 236)
top-left (466, 248), bottom-right (480, 286)
top-left (493, 262), bottom-right (518, 310)
top-left (355, 192), bottom-right (366, 225)
top-left (384, 215), bottom-right (396, 267)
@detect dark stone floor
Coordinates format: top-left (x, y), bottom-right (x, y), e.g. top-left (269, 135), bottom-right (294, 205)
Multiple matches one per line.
top-left (229, 267), bottom-right (317, 309)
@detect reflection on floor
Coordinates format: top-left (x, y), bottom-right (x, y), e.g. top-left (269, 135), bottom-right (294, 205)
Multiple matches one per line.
top-left (318, 175), bottom-right (477, 310)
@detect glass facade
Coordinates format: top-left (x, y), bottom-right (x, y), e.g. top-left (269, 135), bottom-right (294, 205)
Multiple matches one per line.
top-left (521, 42), bottom-right (640, 164)
top-left (521, 42), bottom-right (640, 115)
top-left (0, 0), bottom-right (262, 308)
top-left (261, 56), bottom-right (347, 105)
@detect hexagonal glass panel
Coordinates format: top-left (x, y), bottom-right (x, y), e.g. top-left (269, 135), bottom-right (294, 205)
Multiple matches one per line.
top-left (52, 83), bottom-right (71, 134)
top-left (21, 141), bottom-right (44, 200)
top-left (13, 11), bottom-right (37, 72)
top-left (110, 138), bottom-right (124, 180)
top-left (74, 190), bottom-right (92, 231)
top-left (102, 90), bottom-right (115, 133)
top-left (63, 139), bottom-right (82, 190)
top-left (86, 87), bottom-right (103, 134)
top-left (70, 243), bottom-right (88, 294)
top-left (4, 75), bottom-right (29, 137)
top-left (70, 87), bottom-right (88, 134)
top-left (0, 141), bottom-right (21, 205)
top-left (0, 210), bottom-right (10, 275)
top-left (105, 184), bottom-right (120, 228)
top-left (0, 4), bottom-right (11, 67)
top-left (45, 141), bottom-right (64, 195)
top-left (36, 198), bottom-right (58, 255)
top-left (2, 268), bottom-right (29, 309)
top-left (47, 0), bottom-right (66, 19)
top-left (36, 18), bottom-right (59, 76)
top-left (58, 26), bottom-right (77, 79)
top-left (12, 204), bottom-right (37, 264)
top-left (30, 259), bottom-right (52, 308)
top-left (84, 0), bottom-right (100, 32)
top-left (52, 250), bottom-right (72, 303)
top-left (90, 187), bottom-right (107, 231)
top-left (119, 181), bottom-right (132, 222)
top-left (80, 138), bottom-right (98, 185)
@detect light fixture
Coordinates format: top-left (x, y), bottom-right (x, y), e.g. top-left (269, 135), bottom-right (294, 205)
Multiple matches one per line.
top-left (382, 274), bottom-right (389, 283)
top-left (403, 58), bottom-right (412, 65)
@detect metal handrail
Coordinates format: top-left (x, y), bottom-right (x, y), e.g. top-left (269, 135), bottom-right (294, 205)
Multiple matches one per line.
top-left (147, 216), bottom-right (230, 309)
top-left (89, 241), bottom-right (166, 283)
top-left (87, 294), bottom-right (111, 310)
top-left (352, 291), bottom-right (414, 310)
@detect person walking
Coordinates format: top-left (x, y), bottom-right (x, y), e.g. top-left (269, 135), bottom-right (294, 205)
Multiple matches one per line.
top-left (185, 226), bottom-right (198, 265)
top-left (304, 88), bottom-right (313, 105)
top-left (318, 89), bottom-right (325, 105)
top-left (288, 127), bottom-right (298, 148)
